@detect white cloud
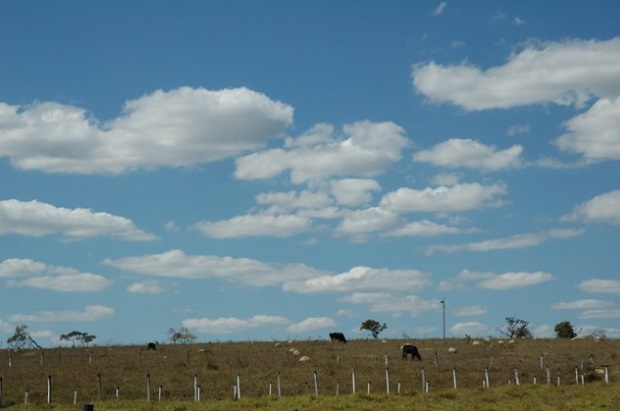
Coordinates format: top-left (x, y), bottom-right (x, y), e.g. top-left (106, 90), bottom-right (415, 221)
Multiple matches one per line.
top-left (127, 281), bottom-right (164, 294)
top-left (441, 269), bottom-right (554, 290)
top-left (580, 309), bottom-right (620, 319)
top-left (432, 2), bottom-right (447, 16)
top-left (413, 139), bottom-right (524, 171)
top-left (450, 321), bottom-right (489, 337)
top-left (506, 124), bottom-right (530, 136)
top-left (412, 38), bottom-right (620, 111)
top-left (552, 299), bottom-right (616, 310)
top-left (382, 220), bottom-right (465, 237)
top-left (339, 293), bottom-right (439, 317)
top-left (286, 317), bottom-right (337, 334)
top-left (284, 266), bottom-right (431, 294)
top-left (425, 228), bottom-right (584, 254)
top-left (103, 249), bottom-right (327, 287)
top-left (555, 97), bottom-right (620, 161)
top-left (330, 178), bottom-right (381, 206)
top-left (1, 258), bottom-right (112, 292)
top-left (183, 315), bottom-right (290, 334)
top-left (562, 190), bottom-right (620, 225)
top-left (335, 207), bottom-right (401, 235)
top-left (454, 305), bottom-right (487, 316)
top-left (0, 87), bottom-right (293, 174)
top-left (234, 121), bottom-right (410, 183)
top-left (8, 305), bottom-right (115, 322)
top-left (380, 182), bottom-right (507, 213)
top-left (0, 199), bottom-right (156, 241)
top-left (577, 279), bottom-right (620, 295)
top-left (478, 271), bottom-right (555, 290)
top-left (194, 214), bottom-right (312, 238)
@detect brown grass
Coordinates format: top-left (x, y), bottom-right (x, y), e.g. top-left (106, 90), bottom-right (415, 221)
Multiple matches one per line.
top-left (0, 337), bottom-right (617, 409)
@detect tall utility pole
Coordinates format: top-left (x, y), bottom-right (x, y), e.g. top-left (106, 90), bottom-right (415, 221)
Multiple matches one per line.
top-left (440, 298), bottom-right (446, 339)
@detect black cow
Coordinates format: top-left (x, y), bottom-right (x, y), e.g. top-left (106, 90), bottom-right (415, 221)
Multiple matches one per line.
top-left (147, 342), bottom-right (157, 350)
top-left (329, 332), bottom-right (347, 343)
top-left (402, 344), bottom-right (422, 360)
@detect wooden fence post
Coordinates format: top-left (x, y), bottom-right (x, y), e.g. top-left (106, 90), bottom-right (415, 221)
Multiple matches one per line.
top-left (514, 368), bottom-right (520, 386)
top-left (313, 370), bottom-right (318, 396)
top-left (277, 373), bottom-right (282, 397)
top-left (236, 374), bottom-right (241, 399)
top-left (546, 366), bottom-right (551, 384)
top-left (97, 373), bottom-right (102, 400)
top-left (421, 368), bottom-right (426, 392)
top-left (484, 368), bottom-right (490, 388)
top-left (452, 367), bottom-right (457, 389)
top-left (351, 368), bottom-right (356, 394)
top-left (385, 368), bottom-right (390, 394)
top-left (146, 373), bottom-right (151, 401)
top-left (47, 375), bottom-right (52, 404)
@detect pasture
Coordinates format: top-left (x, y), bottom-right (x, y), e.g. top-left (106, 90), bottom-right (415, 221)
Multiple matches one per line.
top-left (0, 337), bottom-right (618, 410)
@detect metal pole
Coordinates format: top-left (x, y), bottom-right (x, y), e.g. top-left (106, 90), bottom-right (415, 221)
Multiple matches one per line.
top-left (440, 299), bottom-right (446, 339)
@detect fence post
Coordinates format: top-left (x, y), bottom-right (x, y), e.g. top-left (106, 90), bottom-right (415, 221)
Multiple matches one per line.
top-left (352, 368), bottom-right (356, 394)
top-left (575, 367), bottom-right (579, 385)
top-left (97, 373), bottom-right (102, 400)
top-left (47, 375), bottom-right (52, 404)
top-left (484, 368), bottom-right (490, 388)
top-left (385, 368), bottom-right (390, 394)
top-left (73, 389), bottom-right (77, 405)
top-left (604, 366), bottom-right (609, 384)
top-left (433, 352), bottom-right (438, 368)
top-left (146, 374), bottom-right (151, 401)
top-left (540, 354), bottom-right (544, 369)
top-left (546, 366), bottom-right (551, 384)
top-left (367, 381), bottom-right (371, 394)
top-left (514, 368), bottom-right (520, 386)
top-left (277, 373), bottom-right (282, 397)
top-left (236, 374), bottom-right (241, 399)
top-left (453, 368), bottom-right (457, 389)
top-left (313, 370), bottom-right (318, 396)
top-left (421, 368), bottom-right (426, 392)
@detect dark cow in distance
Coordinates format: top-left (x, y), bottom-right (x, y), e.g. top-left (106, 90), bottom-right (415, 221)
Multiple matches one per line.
top-left (401, 344), bottom-right (422, 360)
top-left (147, 342), bottom-right (157, 350)
top-left (329, 332), bottom-right (347, 343)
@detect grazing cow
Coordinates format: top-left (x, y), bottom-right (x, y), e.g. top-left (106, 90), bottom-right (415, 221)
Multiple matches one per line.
top-left (329, 332), bottom-right (347, 343)
top-left (147, 342), bottom-right (157, 350)
top-left (401, 344), bottom-right (422, 360)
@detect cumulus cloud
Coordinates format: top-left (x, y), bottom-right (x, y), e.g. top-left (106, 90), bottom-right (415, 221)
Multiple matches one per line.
top-left (0, 87), bottom-right (292, 174)
top-left (283, 266), bottom-right (431, 294)
top-left (441, 269), bottom-right (554, 290)
top-left (234, 121), bottom-right (410, 183)
top-left (8, 305), bottom-right (115, 322)
top-left (454, 305), bottom-right (487, 316)
top-left (577, 279), bottom-right (620, 295)
top-left (194, 214), bottom-right (313, 238)
top-left (183, 315), bottom-right (290, 334)
top-left (413, 139), bottom-right (524, 170)
top-left (561, 190), bottom-right (620, 225)
top-left (552, 299), bottom-right (616, 310)
top-left (555, 97), bottom-right (620, 161)
top-left (380, 182), bottom-right (507, 213)
top-left (0, 199), bottom-right (156, 241)
top-left (335, 207), bottom-right (401, 236)
top-left (103, 249), bottom-right (327, 287)
top-left (330, 179), bottom-right (381, 206)
top-left (382, 220), bottom-right (466, 237)
top-left (425, 228), bottom-right (584, 254)
top-left (286, 317), bottom-right (337, 333)
top-left (339, 293), bottom-right (439, 317)
top-left (412, 38), bottom-right (620, 111)
top-left (1, 258), bottom-right (112, 292)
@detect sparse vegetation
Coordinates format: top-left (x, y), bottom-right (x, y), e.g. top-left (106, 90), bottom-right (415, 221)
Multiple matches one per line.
top-left (360, 319), bottom-right (387, 339)
top-left (0, 338), bottom-right (617, 410)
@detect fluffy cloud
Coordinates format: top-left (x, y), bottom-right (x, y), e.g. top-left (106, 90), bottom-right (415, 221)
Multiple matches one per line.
top-left (412, 38), bottom-right (620, 110)
top-left (127, 281), bottom-right (164, 294)
top-left (1, 258), bottom-right (112, 292)
top-left (0, 87), bottom-right (292, 174)
top-left (441, 269), bottom-right (554, 290)
top-left (454, 305), bottom-right (487, 317)
top-left (552, 299), bottom-right (616, 310)
top-left (383, 220), bottom-right (466, 237)
top-left (577, 279), bottom-right (620, 295)
top-left (413, 139), bottom-right (524, 171)
top-left (194, 214), bottom-right (313, 238)
top-left (555, 97), bottom-right (620, 161)
top-left (339, 293), bottom-right (439, 317)
top-left (450, 321), bottom-right (489, 337)
top-left (283, 266), bottom-right (431, 294)
top-left (562, 190), bottom-right (620, 225)
top-left (103, 249), bottom-right (327, 287)
top-left (234, 121), bottom-right (410, 183)
top-left (0, 199), bottom-right (156, 241)
top-left (183, 315), bottom-right (290, 334)
top-left (380, 183), bottom-right (507, 213)
top-left (8, 305), bottom-right (115, 322)
top-left (330, 179), bottom-right (381, 206)
top-left (286, 317), bottom-right (337, 333)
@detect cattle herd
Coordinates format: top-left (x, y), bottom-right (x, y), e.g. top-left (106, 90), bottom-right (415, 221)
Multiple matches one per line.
top-left (327, 332), bottom-right (422, 361)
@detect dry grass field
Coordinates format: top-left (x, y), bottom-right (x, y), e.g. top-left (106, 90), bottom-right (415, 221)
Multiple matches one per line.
top-left (0, 337), bottom-right (618, 410)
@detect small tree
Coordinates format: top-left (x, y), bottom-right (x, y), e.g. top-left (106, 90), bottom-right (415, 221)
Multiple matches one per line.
top-left (168, 327), bottom-right (197, 344)
top-left (60, 330), bottom-right (97, 346)
top-left (554, 321), bottom-right (578, 339)
top-left (7, 325), bottom-right (42, 349)
top-left (360, 319), bottom-right (387, 339)
top-left (497, 316), bottom-right (531, 339)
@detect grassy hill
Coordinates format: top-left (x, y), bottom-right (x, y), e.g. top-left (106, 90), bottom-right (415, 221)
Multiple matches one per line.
top-left (0, 337), bottom-right (617, 410)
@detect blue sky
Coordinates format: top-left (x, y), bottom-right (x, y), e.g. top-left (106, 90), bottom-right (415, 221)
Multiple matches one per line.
top-left (1, 1), bottom-right (619, 347)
